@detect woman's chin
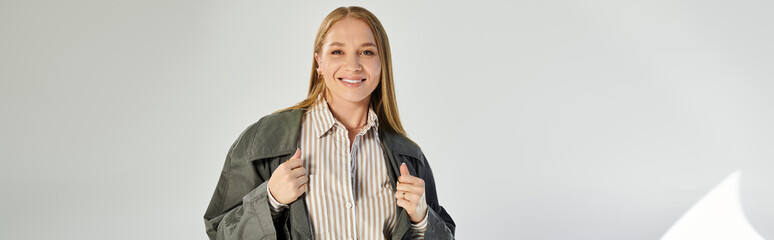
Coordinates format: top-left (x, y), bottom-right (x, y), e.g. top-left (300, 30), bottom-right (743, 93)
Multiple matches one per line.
top-left (327, 91), bottom-right (372, 105)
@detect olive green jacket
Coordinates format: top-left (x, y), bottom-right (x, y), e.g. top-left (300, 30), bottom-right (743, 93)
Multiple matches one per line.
top-left (203, 109), bottom-right (456, 240)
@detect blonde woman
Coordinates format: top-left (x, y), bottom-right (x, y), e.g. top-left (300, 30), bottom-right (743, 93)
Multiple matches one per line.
top-left (204, 6), bottom-right (455, 240)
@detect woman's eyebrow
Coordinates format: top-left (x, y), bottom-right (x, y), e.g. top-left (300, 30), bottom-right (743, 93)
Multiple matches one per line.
top-left (328, 42), bottom-right (377, 47)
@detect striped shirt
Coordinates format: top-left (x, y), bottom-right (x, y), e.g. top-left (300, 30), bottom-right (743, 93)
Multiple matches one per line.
top-left (267, 96), bottom-right (428, 239)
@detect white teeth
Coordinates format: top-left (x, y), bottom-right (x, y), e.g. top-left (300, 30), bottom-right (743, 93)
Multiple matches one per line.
top-left (341, 79), bottom-right (363, 84)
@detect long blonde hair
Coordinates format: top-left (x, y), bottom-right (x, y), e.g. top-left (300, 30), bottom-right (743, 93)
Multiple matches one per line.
top-left (280, 6), bottom-right (407, 137)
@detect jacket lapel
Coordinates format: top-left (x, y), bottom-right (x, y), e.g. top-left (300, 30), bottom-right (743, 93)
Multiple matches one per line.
top-left (378, 127), bottom-right (425, 240)
top-left (249, 109), bottom-right (313, 240)
top-left (257, 109), bottom-right (422, 240)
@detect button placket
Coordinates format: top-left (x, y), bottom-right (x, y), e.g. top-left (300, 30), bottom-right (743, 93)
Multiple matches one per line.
top-left (338, 127), bottom-right (359, 239)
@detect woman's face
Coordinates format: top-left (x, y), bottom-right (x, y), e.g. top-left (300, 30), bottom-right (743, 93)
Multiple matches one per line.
top-left (315, 17), bottom-right (381, 105)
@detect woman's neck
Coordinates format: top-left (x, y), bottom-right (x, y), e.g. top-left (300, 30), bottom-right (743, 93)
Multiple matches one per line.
top-left (325, 93), bottom-right (369, 130)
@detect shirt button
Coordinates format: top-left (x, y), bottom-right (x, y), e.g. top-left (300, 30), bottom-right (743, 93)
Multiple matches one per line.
top-left (346, 202), bottom-right (353, 208)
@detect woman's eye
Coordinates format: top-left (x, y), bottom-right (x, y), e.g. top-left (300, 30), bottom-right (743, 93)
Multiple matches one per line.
top-left (331, 50), bottom-right (342, 55)
top-left (362, 50), bottom-right (375, 55)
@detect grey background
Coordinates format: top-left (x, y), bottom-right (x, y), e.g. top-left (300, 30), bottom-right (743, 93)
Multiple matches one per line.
top-left (1, 0), bottom-right (772, 239)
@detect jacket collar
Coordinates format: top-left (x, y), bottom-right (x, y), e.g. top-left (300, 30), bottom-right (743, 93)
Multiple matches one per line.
top-left (245, 109), bottom-right (304, 160)
top-left (250, 107), bottom-right (423, 165)
top-left (307, 95), bottom-right (379, 140)
top-left (248, 108), bottom-right (421, 240)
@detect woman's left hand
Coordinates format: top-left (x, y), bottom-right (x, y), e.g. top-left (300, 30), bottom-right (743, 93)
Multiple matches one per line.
top-left (395, 163), bottom-right (428, 223)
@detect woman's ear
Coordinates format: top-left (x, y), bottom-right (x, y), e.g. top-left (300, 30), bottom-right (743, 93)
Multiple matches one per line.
top-left (314, 52), bottom-right (322, 68)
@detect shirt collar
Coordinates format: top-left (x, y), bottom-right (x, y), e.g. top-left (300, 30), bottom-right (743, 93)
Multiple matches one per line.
top-left (308, 94), bottom-right (379, 139)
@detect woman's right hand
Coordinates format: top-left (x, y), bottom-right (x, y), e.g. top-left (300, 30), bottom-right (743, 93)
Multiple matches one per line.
top-left (267, 149), bottom-right (308, 205)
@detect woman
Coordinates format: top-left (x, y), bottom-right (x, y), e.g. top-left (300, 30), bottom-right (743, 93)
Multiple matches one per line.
top-left (204, 6), bottom-right (455, 240)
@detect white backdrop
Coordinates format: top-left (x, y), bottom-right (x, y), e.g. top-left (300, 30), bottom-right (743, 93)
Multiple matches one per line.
top-left (1, 0), bottom-right (772, 239)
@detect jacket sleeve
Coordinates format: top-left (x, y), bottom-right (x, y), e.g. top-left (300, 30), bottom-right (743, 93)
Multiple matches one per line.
top-left (203, 122), bottom-right (289, 240)
top-left (417, 153), bottom-right (456, 239)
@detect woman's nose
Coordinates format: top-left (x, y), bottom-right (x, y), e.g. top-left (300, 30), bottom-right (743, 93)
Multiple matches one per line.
top-left (344, 55), bottom-right (362, 71)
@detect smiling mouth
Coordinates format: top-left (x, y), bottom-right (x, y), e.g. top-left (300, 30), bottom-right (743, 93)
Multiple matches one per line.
top-left (338, 77), bottom-right (366, 83)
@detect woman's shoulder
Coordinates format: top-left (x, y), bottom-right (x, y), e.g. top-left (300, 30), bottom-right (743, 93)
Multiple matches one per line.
top-left (379, 128), bottom-right (427, 165)
top-left (229, 109), bottom-right (306, 160)
top-left (245, 108), bottom-right (305, 139)
top-left (255, 108), bottom-right (305, 129)
top-left (244, 107), bottom-right (303, 129)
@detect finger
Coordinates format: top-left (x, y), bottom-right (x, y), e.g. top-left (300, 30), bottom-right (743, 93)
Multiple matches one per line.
top-left (403, 191), bottom-right (421, 203)
top-left (394, 191), bottom-right (405, 200)
top-left (396, 182), bottom-right (423, 193)
top-left (294, 175), bottom-right (309, 186)
top-left (396, 198), bottom-right (415, 210)
top-left (296, 149), bottom-right (303, 164)
top-left (400, 162), bottom-right (410, 176)
top-left (289, 166), bottom-right (307, 178)
top-left (298, 182), bottom-right (308, 193)
top-left (398, 175), bottom-right (419, 185)
top-left (395, 190), bottom-right (418, 201)
top-left (292, 148), bottom-right (302, 159)
top-left (285, 156), bottom-right (303, 169)
top-left (396, 195), bottom-right (407, 205)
